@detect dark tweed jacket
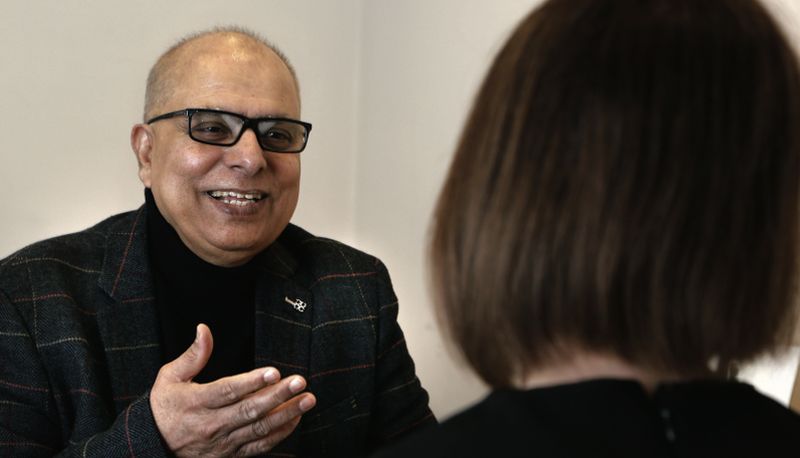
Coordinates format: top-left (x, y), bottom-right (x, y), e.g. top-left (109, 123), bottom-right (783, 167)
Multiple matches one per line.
top-left (0, 207), bottom-right (435, 457)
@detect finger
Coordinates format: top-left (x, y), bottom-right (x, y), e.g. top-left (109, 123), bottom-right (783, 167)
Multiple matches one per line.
top-left (233, 416), bottom-right (302, 457)
top-left (162, 323), bottom-right (214, 382)
top-left (200, 366), bottom-right (281, 409)
top-left (217, 376), bottom-right (310, 434)
top-left (225, 387), bottom-right (316, 446)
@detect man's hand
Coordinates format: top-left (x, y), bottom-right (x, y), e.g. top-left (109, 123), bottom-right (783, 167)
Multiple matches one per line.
top-left (150, 324), bottom-right (316, 457)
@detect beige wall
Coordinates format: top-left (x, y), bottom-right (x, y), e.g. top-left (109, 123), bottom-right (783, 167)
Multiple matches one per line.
top-left (1, 0), bottom-right (798, 419)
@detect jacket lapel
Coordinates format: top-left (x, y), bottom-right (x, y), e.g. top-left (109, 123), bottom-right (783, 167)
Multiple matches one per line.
top-left (253, 235), bottom-right (313, 453)
top-left (95, 207), bottom-right (163, 412)
top-left (253, 235), bottom-right (313, 378)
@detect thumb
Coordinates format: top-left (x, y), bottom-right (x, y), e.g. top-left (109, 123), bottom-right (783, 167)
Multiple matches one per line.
top-left (164, 323), bottom-right (214, 382)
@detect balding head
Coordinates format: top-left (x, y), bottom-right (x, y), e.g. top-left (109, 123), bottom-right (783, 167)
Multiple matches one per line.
top-left (143, 27), bottom-right (299, 121)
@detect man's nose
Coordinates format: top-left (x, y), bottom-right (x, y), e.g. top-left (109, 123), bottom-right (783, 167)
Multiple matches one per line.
top-left (225, 128), bottom-right (267, 175)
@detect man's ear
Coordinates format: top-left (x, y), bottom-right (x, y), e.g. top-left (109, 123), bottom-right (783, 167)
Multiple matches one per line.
top-left (131, 124), bottom-right (154, 187)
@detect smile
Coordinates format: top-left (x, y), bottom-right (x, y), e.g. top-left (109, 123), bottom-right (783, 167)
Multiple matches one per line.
top-left (207, 190), bottom-right (266, 206)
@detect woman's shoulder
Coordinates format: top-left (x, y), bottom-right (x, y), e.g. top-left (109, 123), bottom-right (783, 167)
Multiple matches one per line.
top-left (371, 379), bottom-right (800, 458)
top-left (370, 389), bottom-right (569, 458)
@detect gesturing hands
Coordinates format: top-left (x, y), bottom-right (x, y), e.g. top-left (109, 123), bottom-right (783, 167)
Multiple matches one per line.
top-left (150, 324), bottom-right (316, 457)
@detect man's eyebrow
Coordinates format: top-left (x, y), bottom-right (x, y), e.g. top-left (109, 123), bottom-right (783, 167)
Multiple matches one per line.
top-left (205, 106), bottom-right (293, 119)
top-left (250, 111), bottom-right (294, 119)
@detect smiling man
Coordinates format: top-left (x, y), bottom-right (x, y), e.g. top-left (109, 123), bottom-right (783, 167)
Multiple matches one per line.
top-left (0, 28), bottom-right (434, 457)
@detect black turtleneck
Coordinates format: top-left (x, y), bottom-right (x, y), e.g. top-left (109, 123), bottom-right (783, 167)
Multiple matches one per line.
top-left (145, 189), bottom-right (255, 383)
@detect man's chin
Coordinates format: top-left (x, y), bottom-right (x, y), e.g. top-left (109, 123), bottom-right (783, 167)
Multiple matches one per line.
top-left (201, 238), bottom-right (276, 267)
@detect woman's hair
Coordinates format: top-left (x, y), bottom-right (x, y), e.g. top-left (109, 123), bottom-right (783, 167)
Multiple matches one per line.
top-left (430, 0), bottom-right (800, 387)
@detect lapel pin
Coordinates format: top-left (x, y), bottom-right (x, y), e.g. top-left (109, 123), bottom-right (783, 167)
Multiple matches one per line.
top-left (284, 296), bottom-right (307, 313)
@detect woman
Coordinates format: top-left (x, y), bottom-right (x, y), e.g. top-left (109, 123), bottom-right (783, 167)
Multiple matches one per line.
top-left (375, 0), bottom-right (800, 456)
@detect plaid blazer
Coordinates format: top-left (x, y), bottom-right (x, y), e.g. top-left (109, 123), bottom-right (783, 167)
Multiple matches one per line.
top-left (0, 207), bottom-right (435, 457)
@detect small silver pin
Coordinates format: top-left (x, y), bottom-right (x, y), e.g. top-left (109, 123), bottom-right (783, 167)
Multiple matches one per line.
top-left (284, 296), bottom-right (307, 313)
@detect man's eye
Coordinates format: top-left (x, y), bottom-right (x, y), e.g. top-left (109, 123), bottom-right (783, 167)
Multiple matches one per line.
top-left (264, 129), bottom-right (292, 143)
top-left (192, 122), bottom-right (232, 140)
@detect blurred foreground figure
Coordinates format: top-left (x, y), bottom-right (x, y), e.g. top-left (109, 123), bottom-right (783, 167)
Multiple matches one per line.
top-left (375, 0), bottom-right (800, 456)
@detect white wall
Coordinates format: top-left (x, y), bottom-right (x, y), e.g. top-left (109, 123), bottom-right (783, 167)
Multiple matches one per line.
top-left (1, 0), bottom-right (798, 420)
top-left (355, 0), bottom-right (543, 417)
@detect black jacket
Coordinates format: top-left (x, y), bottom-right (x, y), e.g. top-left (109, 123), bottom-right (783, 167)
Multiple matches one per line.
top-left (0, 207), bottom-right (434, 457)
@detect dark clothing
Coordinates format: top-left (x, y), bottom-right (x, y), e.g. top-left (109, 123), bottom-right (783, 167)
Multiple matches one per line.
top-left (145, 189), bottom-right (255, 382)
top-left (373, 378), bottom-right (800, 457)
top-left (0, 207), bottom-right (435, 457)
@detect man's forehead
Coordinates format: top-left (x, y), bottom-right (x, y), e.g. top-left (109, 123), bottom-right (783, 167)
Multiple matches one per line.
top-left (145, 30), bottom-right (301, 120)
top-left (174, 34), bottom-right (280, 72)
top-left (171, 44), bottom-right (295, 94)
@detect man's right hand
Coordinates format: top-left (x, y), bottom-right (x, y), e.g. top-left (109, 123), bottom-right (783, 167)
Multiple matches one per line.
top-left (149, 324), bottom-right (316, 457)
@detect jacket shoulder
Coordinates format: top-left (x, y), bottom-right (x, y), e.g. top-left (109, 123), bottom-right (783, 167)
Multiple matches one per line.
top-left (0, 209), bottom-right (141, 294)
top-left (279, 223), bottom-right (385, 276)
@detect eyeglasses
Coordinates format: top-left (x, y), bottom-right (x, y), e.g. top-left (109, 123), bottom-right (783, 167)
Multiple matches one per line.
top-left (146, 108), bottom-right (312, 153)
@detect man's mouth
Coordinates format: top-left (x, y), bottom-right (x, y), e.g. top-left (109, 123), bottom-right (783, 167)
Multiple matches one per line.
top-left (207, 190), bottom-right (266, 207)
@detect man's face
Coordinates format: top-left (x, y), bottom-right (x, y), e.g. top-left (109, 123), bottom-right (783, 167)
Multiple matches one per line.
top-left (133, 36), bottom-right (301, 266)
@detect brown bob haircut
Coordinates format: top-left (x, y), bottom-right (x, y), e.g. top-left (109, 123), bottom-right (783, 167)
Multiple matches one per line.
top-left (431, 0), bottom-right (800, 387)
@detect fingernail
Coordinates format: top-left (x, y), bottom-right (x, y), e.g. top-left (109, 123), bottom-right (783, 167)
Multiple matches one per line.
top-left (263, 368), bottom-right (279, 383)
top-left (289, 377), bottom-right (305, 393)
top-left (194, 325), bottom-right (201, 344)
top-left (299, 396), bottom-right (315, 412)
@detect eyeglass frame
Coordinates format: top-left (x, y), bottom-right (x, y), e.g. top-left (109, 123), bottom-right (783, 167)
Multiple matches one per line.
top-left (145, 108), bottom-right (313, 153)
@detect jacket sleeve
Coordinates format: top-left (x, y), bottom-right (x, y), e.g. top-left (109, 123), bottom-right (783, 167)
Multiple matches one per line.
top-left (0, 290), bottom-right (169, 457)
top-left (367, 260), bottom-right (437, 448)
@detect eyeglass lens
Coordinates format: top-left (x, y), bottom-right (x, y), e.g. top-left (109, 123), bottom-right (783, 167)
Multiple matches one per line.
top-left (190, 110), bottom-right (307, 152)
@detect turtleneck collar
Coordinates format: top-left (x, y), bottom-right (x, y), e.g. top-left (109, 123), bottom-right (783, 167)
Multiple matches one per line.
top-left (144, 188), bottom-right (255, 281)
top-left (144, 188), bottom-right (256, 382)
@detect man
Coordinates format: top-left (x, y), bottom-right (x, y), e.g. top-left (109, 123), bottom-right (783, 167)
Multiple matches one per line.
top-left (0, 27), bottom-right (434, 457)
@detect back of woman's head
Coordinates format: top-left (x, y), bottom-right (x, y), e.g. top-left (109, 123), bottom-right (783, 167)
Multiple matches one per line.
top-left (431, 0), bottom-right (800, 387)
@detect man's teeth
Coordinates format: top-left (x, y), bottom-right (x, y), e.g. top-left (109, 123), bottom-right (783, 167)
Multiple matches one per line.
top-left (208, 190), bottom-right (264, 205)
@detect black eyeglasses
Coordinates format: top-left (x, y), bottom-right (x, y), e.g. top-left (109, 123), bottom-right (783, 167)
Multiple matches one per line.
top-left (146, 108), bottom-right (312, 153)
